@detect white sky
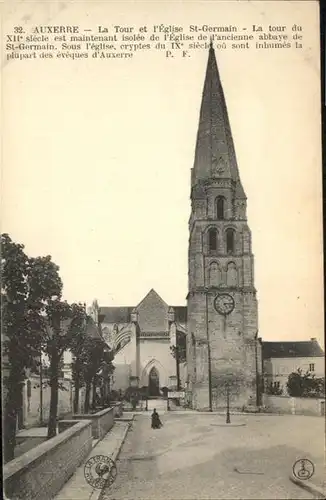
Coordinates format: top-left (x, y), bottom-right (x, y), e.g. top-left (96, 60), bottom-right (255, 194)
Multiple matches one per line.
top-left (2, 1), bottom-right (324, 347)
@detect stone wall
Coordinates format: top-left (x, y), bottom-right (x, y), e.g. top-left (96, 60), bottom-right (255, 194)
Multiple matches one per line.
top-left (23, 376), bottom-right (100, 427)
top-left (23, 375), bottom-right (73, 427)
top-left (112, 363), bottom-right (131, 391)
top-left (58, 419), bottom-right (78, 433)
top-left (262, 394), bottom-right (325, 416)
top-left (4, 420), bottom-right (93, 500)
top-left (72, 407), bottom-right (114, 439)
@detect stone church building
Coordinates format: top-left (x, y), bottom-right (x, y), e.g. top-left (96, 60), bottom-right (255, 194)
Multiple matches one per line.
top-left (88, 291), bottom-right (187, 396)
top-left (89, 43), bottom-right (262, 409)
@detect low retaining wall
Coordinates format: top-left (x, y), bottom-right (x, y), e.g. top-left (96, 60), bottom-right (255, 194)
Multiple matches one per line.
top-left (58, 419), bottom-right (78, 433)
top-left (4, 420), bottom-right (92, 500)
top-left (14, 437), bottom-right (48, 460)
top-left (73, 406), bottom-right (114, 439)
top-left (262, 394), bottom-right (325, 416)
top-left (16, 435), bottom-right (47, 446)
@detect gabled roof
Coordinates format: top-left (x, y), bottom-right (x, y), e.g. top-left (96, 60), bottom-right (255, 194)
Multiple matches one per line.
top-left (99, 290), bottom-right (187, 325)
top-left (136, 288), bottom-right (168, 309)
top-left (262, 340), bottom-right (324, 359)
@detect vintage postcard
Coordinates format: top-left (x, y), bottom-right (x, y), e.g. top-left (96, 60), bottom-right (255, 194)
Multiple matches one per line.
top-left (2, 1), bottom-right (324, 499)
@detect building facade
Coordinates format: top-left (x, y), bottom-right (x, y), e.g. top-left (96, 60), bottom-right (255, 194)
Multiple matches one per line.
top-left (186, 43), bottom-right (262, 410)
top-left (88, 290), bottom-right (187, 395)
top-left (263, 339), bottom-right (325, 395)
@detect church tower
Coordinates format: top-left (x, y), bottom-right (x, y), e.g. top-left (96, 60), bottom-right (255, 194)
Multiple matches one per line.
top-left (187, 43), bottom-right (260, 411)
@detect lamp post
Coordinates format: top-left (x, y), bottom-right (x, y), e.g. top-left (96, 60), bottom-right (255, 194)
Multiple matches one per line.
top-left (204, 288), bottom-right (213, 412)
top-left (39, 352), bottom-right (43, 425)
top-left (226, 384), bottom-right (231, 424)
top-left (254, 331), bottom-right (260, 407)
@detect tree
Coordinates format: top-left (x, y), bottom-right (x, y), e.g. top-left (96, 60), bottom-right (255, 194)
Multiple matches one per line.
top-left (97, 347), bottom-right (115, 407)
top-left (1, 233), bottom-right (62, 461)
top-left (42, 300), bottom-right (86, 437)
top-left (287, 369), bottom-right (325, 398)
top-left (79, 338), bottom-right (114, 413)
top-left (71, 316), bottom-right (94, 414)
top-left (170, 330), bottom-right (187, 390)
top-left (287, 370), bottom-right (304, 397)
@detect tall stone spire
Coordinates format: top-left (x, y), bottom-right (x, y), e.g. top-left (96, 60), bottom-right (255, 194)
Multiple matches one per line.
top-left (187, 43), bottom-right (260, 412)
top-left (192, 44), bottom-right (245, 199)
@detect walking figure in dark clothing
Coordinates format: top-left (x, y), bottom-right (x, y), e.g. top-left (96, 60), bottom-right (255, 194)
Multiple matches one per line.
top-left (151, 408), bottom-right (163, 429)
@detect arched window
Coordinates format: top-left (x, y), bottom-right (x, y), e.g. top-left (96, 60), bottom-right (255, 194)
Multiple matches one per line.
top-left (226, 228), bottom-right (235, 254)
top-left (209, 262), bottom-right (222, 286)
top-left (216, 196), bottom-right (225, 220)
top-left (226, 262), bottom-right (237, 287)
top-left (208, 228), bottom-right (217, 252)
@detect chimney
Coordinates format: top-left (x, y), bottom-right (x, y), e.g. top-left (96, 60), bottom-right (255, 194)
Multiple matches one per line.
top-left (310, 337), bottom-right (317, 342)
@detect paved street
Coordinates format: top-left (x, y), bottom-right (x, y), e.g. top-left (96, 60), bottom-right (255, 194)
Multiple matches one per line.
top-left (101, 412), bottom-right (324, 499)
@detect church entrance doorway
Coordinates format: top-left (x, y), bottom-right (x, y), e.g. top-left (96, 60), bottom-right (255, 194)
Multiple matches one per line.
top-left (148, 367), bottom-right (160, 397)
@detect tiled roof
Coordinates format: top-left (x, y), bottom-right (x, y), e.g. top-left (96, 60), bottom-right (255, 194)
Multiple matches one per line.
top-left (262, 340), bottom-right (324, 359)
top-left (100, 307), bottom-right (133, 324)
top-left (100, 304), bottom-right (187, 325)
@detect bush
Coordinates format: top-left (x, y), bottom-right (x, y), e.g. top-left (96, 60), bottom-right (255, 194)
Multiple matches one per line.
top-left (287, 369), bottom-right (325, 398)
top-left (123, 386), bottom-right (141, 404)
top-left (266, 383), bottom-right (283, 396)
top-left (109, 390), bottom-right (120, 401)
top-left (161, 387), bottom-right (168, 397)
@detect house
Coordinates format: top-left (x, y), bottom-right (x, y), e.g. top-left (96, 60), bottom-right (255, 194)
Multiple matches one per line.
top-left (263, 338), bottom-right (324, 395)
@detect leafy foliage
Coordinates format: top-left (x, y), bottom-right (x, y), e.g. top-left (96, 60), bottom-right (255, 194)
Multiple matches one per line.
top-left (266, 383), bottom-right (283, 396)
top-left (1, 233), bottom-right (64, 460)
top-left (170, 331), bottom-right (187, 363)
top-left (2, 234), bottom-right (63, 377)
top-left (71, 331), bottom-right (114, 413)
top-left (170, 331), bottom-right (187, 391)
top-left (287, 369), bottom-right (325, 398)
top-left (160, 386), bottom-right (168, 397)
top-left (1, 233), bottom-right (115, 453)
top-left (43, 299), bottom-right (86, 358)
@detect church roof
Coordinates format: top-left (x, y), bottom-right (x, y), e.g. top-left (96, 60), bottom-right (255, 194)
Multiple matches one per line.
top-left (100, 306), bottom-right (134, 324)
top-left (100, 296), bottom-right (187, 325)
top-left (192, 43), bottom-right (245, 199)
top-left (262, 339), bottom-right (324, 359)
top-left (136, 288), bottom-right (168, 309)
